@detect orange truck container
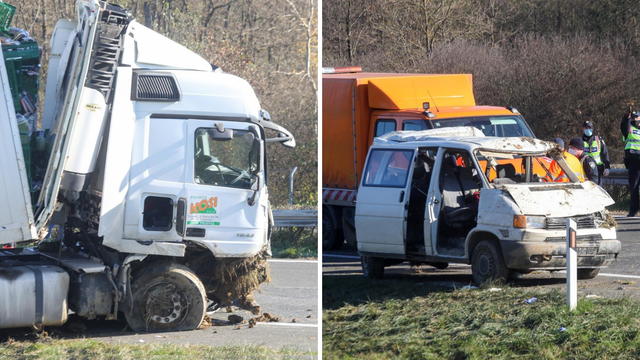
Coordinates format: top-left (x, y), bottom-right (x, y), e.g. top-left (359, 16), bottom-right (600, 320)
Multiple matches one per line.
top-left (322, 68), bottom-right (539, 250)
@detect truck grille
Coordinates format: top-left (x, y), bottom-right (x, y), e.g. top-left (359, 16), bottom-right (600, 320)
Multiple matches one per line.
top-left (546, 215), bottom-right (597, 230)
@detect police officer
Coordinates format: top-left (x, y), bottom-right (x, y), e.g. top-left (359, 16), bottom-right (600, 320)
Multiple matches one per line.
top-left (622, 110), bottom-right (640, 217)
top-left (582, 120), bottom-right (610, 185)
top-left (568, 137), bottom-right (598, 183)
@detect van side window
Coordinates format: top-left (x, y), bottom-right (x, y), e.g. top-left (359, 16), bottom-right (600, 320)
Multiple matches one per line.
top-left (402, 119), bottom-right (428, 131)
top-left (363, 149), bottom-right (413, 188)
top-left (374, 119), bottom-right (396, 137)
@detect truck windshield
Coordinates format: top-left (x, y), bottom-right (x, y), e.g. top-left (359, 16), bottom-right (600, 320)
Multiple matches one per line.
top-left (431, 115), bottom-right (534, 138)
top-left (194, 128), bottom-right (258, 189)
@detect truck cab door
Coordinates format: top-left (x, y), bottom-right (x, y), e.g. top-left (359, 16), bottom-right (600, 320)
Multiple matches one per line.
top-left (183, 119), bottom-right (267, 257)
top-left (355, 148), bottom-right (416, 255)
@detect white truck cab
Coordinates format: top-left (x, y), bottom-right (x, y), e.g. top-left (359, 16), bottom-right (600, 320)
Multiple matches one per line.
top-left (0, 0), bottom-right (294, 332)
top-left (356, 127), bottom-right (620, 283)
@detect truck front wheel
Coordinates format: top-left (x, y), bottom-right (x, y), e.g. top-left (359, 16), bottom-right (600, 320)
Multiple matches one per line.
top-left (361, 256), bottom-right (385, 279)
top-left (471, 240), bottom-right (510, 284)
top-left (125, 263), bottom-right (207, 332)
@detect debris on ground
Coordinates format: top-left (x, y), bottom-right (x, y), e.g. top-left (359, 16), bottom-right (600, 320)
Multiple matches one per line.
top-left (586, 294), bottom-right (601, 299)
top-left (255, 312), bottom-right (281, 323)
top-left (488, 288), bottom-right (502, 292)
top-left (614, 280), bottom-right (636, 285)
top-left (306, 314), bottom-right (312, 318)
top-left (234, 325), bottom-right (243, 330)
top-left (228, 314), bottom-right (244, 324)
top-left (292, 318), bottom-right (298, 323)
top-left (617, 286), bottom-right (626, 290)
top-left (524, 297), bottom-right (537, 304)
top-left (198, 315), bottom-right (212, 329)
top-left (248, 318), bottom-right (257, 328)
top-left (559, 327), bottom-right (567, 332)
top-left (461, 285), bottom-right (478, 290)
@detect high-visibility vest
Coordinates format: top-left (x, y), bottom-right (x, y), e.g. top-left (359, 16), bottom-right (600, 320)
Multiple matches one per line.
top-left (549, 152), bottom-right (586, 182)
top-left (583, 136), bottom-right (603, 165)
top-left (625, 125), bottom-right (640, 153)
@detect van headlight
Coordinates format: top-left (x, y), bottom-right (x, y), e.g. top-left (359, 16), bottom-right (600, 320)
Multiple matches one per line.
top-left (513, 215), bottom-right (546, 229)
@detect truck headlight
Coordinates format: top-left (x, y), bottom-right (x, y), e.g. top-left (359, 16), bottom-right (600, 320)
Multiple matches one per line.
top-left (513, 215), bottom-right (546, 229)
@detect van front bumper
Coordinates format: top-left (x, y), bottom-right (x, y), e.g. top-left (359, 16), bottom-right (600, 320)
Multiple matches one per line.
top-left (500, 239), bottom-right (620, 271)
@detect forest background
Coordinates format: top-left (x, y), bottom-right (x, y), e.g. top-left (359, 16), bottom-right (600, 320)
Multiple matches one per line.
top-left (323, 0), bottom-right (640, 164)
top-left (12, 0), bottom-right (318, 209)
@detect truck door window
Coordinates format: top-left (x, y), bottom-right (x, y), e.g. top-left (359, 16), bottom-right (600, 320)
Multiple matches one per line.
top-left (363, 149), bottom-right (413, 187)
top-left (143, 196), bottom-right (174, 231)
top-left (194, 128), bottom-right (258, 189)
top-left (374, 119), bottom-right (396, 137)
top-left (402, 119), bottom-right (428, 131)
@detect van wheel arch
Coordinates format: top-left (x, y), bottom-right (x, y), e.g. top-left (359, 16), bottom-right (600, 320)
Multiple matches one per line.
top-left (466, 231), bottom-right (502, 262)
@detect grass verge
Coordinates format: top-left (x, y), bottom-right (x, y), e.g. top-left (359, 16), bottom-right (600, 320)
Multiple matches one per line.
top-left (0, 339), bottom-right (313, 360)
top-left (271, 227), bottom-right (317, 259)
top-left (323, 276), bottom-right (640, 359)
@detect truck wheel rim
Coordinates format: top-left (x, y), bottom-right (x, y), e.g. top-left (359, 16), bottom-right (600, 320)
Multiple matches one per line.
top-left (143, 283), bottom-right (188, 326)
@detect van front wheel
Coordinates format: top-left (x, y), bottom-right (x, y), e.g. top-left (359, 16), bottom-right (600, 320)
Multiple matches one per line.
top-left (471, 240), bottom-right (510, 284)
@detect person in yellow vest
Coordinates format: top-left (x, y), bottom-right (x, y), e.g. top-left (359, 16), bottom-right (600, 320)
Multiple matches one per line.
top-left (581, 120), bottom-right (610, 185)
top-left (548, 138), bottom-right (586, 182)
top-left (621, 110), bottom-right (640, 217)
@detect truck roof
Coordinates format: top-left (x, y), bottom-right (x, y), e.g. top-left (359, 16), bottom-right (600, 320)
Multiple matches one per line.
top-left (372, 127), bottom-right (554, 153)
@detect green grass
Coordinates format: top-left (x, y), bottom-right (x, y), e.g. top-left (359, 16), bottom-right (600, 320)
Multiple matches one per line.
top-left (271, 227), bottom-right (317, 259)
top-left (0, 339), bottom-right (313, 359)
top-left (323, 276), bottom-right (640, 359)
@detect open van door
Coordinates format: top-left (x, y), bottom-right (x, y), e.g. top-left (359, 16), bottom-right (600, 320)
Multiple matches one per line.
top-left (0, 50), bottom-right (37, 244)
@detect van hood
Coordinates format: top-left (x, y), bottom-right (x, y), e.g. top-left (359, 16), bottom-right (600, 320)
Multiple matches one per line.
top-left (496, 182), bottom-right (614, 217)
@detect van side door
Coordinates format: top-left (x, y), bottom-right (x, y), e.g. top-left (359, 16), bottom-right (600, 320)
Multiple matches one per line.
top-left (355, 147), bottom-right (416, 255)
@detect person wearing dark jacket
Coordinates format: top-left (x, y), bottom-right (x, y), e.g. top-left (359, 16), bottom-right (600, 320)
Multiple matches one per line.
top-left (581, 120), bottom-right (610, 185)
top-left (621, 110), bottom-right (640, 217)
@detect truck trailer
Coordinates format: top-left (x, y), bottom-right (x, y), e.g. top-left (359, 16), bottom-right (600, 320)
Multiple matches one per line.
top-left (322, 67), bottom-right (535, 250)
top-left (0, 0), bottom-right (294, 332)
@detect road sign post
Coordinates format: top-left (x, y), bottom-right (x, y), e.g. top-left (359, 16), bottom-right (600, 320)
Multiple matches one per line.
top-left (566, 218), bottom-right (577, 311)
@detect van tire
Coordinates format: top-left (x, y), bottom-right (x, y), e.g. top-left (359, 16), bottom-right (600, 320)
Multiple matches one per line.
top-left (471, 240), bottom-right (510, 284)
top-left (361, 256), bottom-right (384, 279)
top-left (577, 268), bottom-right (600, 280)
top-left (125, 263), bottom-right (207, 332)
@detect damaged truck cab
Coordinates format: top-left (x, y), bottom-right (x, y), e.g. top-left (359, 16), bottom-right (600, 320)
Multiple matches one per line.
top-left (0, 1), bottom-right (293, 331)
top-left (355, 128), bottom-right (619, 284)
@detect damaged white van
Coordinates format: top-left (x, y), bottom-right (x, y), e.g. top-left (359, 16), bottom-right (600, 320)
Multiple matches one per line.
top-left (355, 128), bottom-right (620, 284)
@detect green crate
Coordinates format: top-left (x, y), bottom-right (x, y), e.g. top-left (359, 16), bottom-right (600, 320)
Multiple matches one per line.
top-left (0, 2), bottom-right (15, 32)
top-left (21, 66), bottom-right (38, 104)
top-left (4, 58), bottom-right (21, 110)
top-left (2, 41), bottom-right (39, 62)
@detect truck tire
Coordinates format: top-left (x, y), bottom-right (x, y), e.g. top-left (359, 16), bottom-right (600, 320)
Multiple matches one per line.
top-left (125, 263), bottom-right (207, 332)
top-left (361, 256), bottom-right (384, 279)
top-left (323, 206), bottom-right (344, 250)
top-left (471, 240), bottom-right (510, 284)
top-left (577, 268), bottom-right (600, 280)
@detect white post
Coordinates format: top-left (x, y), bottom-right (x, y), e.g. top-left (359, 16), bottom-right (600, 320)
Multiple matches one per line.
top-left (566, 218), bottom-right (577, 311)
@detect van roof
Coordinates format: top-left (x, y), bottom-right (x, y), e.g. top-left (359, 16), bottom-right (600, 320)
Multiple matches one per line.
top-left (372, 127), bottom-right (554, 153)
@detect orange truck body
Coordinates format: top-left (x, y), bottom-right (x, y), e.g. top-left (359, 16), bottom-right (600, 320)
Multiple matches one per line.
top-left (322, 71), bottom-right (538, 249)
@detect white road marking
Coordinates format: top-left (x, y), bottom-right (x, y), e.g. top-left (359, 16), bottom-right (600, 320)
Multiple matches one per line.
top-left (257, 322), bottom-right (318, 328)
top-left (559, 271), bottom-right (640, 280)
top-left (269, 259), bottom-right (318, 263)
top-left (322, 254), bottom-right (360, 260)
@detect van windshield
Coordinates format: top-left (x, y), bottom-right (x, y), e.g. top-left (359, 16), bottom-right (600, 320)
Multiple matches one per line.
top-left (431, 115), bottom-right (534, 138)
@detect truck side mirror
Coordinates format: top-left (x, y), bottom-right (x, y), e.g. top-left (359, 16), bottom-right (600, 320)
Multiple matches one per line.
top-left (253, 138), bottom-right (264, 174)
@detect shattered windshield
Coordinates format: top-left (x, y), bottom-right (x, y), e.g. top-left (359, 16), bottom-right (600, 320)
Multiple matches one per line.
top-left (432, 115), bottom-right (534, 138)
top-left (474, 149), bottom-right (557, 184)
top-left (194, 128), bottom-right (258, 189)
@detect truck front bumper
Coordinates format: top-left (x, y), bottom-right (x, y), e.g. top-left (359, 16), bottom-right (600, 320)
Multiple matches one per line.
top-left (500, 239), bottom-right (621, 271)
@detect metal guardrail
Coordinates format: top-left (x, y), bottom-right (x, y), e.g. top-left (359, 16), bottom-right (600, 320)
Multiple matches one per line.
top-left (602, 168), bottom-right (628, 186)
top-left (272, 209), bottom-right (318, 227)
